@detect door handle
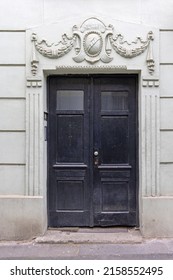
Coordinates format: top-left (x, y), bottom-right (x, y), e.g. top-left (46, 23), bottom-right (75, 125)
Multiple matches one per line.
top-left (94, 150), bottom-right (99, 166)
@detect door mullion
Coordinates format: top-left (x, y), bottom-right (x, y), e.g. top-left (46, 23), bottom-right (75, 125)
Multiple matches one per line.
top-left (93, 77), bottom-right (102, 220)
top-left (89, 77), bottom-right (94, 226)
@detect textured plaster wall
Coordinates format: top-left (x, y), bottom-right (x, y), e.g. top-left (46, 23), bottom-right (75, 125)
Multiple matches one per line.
top-left (160, 32), bottom-right (173, 197)
top-left (0, 33), bottom-right (26, 196)
top-left (0, 0), bottom-right (173, 29)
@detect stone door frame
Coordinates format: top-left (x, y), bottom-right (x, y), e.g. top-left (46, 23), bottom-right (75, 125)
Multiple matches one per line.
top-left (25, 17), bottom-right (160, 234)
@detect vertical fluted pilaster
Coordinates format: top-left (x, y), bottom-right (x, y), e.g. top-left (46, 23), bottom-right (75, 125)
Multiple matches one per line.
top-left (142, 77), bottom-right (160, 196)
top-left (26, 78), bottom-right (42, 196)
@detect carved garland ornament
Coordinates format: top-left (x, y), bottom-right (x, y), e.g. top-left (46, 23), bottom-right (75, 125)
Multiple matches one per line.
top-left (30, 18), bottom-right (155, 75)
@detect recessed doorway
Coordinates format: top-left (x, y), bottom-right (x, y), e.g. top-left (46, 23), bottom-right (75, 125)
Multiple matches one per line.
top-left (48, 75), bottom-right (138, 227)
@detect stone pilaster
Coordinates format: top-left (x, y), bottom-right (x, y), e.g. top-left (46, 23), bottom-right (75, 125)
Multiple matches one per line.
top-left (142, 77), bottom-right (160, 196)
top-left (26, 77), bottom-right (42, 196)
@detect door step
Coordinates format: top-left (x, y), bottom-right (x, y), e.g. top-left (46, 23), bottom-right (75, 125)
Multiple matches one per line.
top-left (35, 227), bottom-right (143, 244)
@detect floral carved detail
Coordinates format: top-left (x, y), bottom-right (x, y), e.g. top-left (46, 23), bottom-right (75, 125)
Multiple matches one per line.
top-left (31, 33), bottom-right (75, 59)
top-left (31, 17), bottom-right (155, 74)
top-left (110, 31), bottom-right (155, 74)
top-left (110, 32), bottom-right (150, 58)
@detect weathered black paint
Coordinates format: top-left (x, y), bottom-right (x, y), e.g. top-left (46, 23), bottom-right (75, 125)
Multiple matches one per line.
top-left (48, 75), bottom-right (138, 227)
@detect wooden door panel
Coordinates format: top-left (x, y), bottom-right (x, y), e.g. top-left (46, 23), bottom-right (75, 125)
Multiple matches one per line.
top-left (102, 181), bottom-right (129, 212)
top-left (101, 116), bottom-right (129, 164)
top-left (56, 180), bottom-right (84, 210)
top-left (56, 115), bottom-right (84, 163)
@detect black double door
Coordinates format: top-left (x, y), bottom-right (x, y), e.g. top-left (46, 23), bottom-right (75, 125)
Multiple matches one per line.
top-left (48, 75), bottom-right (138, 227)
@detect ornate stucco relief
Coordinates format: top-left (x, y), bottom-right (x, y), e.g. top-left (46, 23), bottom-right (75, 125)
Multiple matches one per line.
top-left (110, 31), bottom-right (154, 75)
top-left (31, 34), bottom-right (39, 76)
top-left (26, 18), bottom-right (160, 199)
top-left (30, 17), bottom-right (155, 76)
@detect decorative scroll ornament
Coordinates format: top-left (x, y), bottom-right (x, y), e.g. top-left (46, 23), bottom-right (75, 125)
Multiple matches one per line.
top-left (31, 34), bottom-right (39, 76)
top-left (30, 18), bottom-right (155, 75)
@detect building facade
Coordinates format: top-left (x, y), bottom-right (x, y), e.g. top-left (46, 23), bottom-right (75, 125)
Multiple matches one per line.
top-left (0, 0), bottom-right (173, 240)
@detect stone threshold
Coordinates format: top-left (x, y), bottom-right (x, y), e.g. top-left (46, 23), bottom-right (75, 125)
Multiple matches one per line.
top-left (35, 227), bottom-right (143, 244)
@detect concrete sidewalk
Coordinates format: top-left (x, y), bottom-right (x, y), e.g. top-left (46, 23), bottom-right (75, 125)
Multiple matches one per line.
top-left (0, 228), bottom-right (173, 259)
